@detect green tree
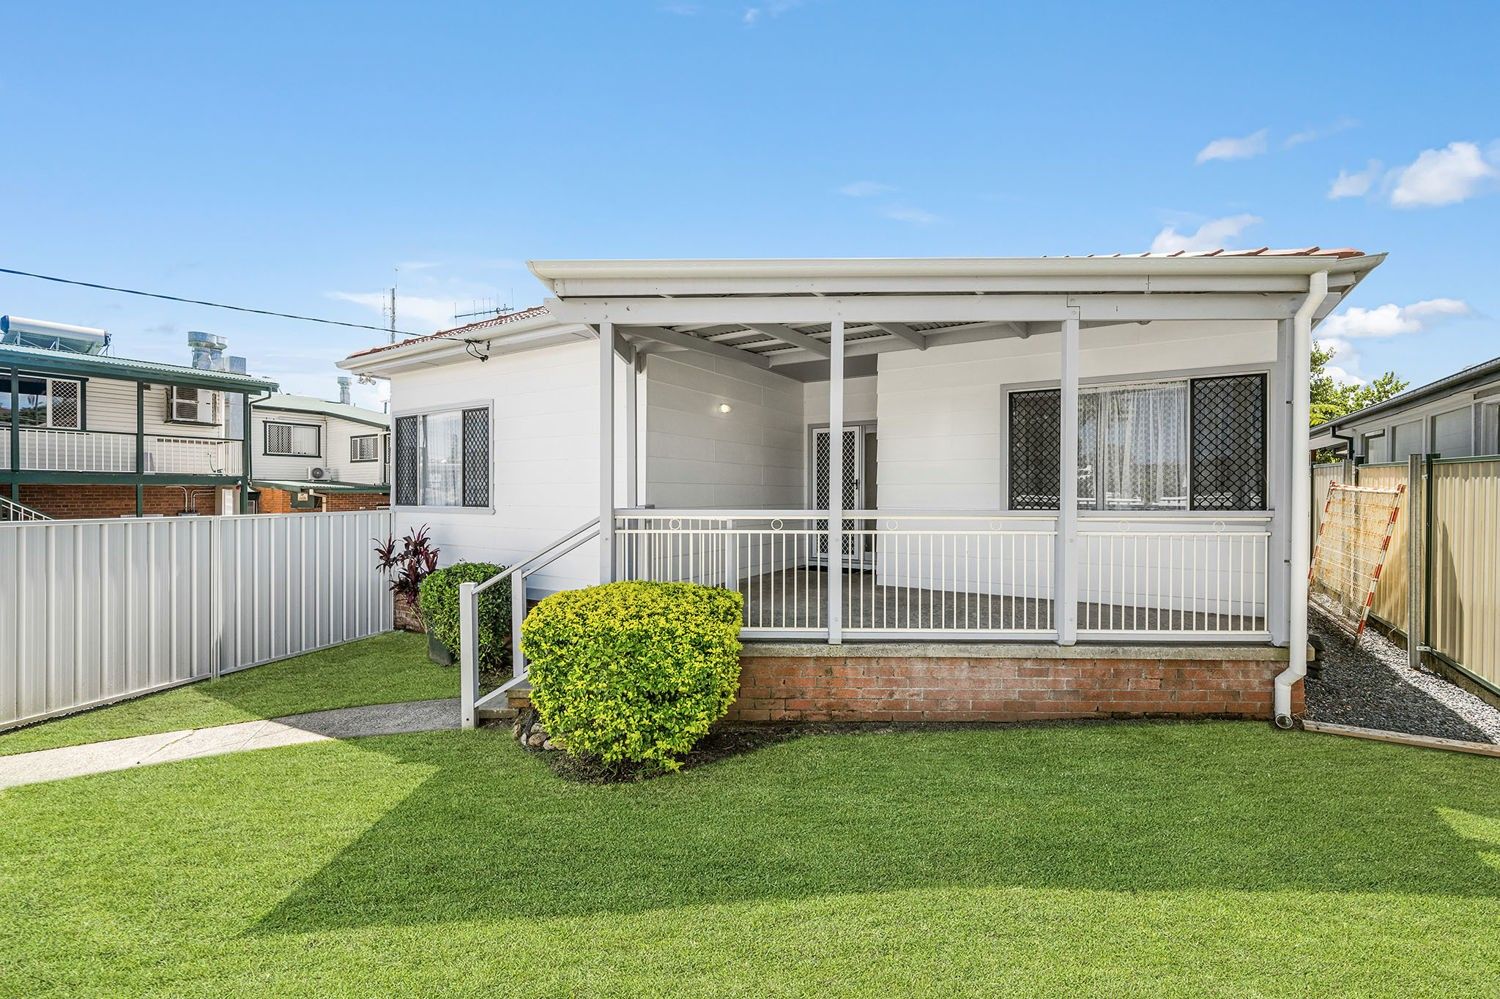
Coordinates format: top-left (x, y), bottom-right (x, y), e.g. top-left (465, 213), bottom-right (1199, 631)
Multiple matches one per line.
top-left (1310, 341), bottom-right (1408, 427)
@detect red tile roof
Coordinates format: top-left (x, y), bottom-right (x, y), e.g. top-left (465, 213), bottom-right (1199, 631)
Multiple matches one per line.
top-left (347, 305), bottom-right (550, 358)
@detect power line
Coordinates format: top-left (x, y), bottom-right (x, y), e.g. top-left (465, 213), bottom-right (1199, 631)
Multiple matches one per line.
top-left (0, 265), bottom-right (424, 338)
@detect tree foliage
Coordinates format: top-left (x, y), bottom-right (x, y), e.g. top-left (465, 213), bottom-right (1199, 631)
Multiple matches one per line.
top-left (1310, 341), bottom-right (1408, 428)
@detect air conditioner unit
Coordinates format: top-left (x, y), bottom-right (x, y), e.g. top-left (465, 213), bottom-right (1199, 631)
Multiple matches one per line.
top-left (308, 466), bottom-right (333, 481)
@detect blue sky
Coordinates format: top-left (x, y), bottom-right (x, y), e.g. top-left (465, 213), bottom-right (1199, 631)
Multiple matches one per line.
top-left (1, 0), bottom-right (1496, 407)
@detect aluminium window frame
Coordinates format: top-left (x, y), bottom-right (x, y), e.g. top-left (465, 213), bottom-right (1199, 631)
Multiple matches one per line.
top-left (263, 420), bottom-right (323, 458)
top-left (390, 400), bottom-right (493, 513)
top-left (6, 373), bottom-right (87, 430)
top-left (348, 433), bottom-right (380, 463)
top-left (1001, 365), bottom-right (1272, 516)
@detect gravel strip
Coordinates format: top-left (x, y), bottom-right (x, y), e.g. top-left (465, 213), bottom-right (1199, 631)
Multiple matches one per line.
top-left (1305, 610), bottom-right (1500, 745)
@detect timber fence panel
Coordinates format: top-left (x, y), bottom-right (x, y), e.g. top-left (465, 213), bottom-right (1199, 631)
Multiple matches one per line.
top-left (0, 510), bottom-right (393, 731)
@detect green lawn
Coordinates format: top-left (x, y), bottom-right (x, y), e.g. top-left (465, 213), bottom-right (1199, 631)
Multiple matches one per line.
top-left (1, 721), bottom-right (1496, 997)
top-left (0, 632), bottom-right (452, 756)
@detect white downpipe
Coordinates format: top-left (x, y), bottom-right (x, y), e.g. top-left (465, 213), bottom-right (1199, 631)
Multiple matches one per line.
top-left (1275, 270), bottom-right (1328, 728)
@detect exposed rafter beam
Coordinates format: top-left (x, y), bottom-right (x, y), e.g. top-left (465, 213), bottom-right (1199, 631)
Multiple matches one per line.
top-left (872, 322), bottom-right (926, 350)
top-left (743, 323), bottom-right (831, 358)
top-left (620, 325), bottom-right (772, 369)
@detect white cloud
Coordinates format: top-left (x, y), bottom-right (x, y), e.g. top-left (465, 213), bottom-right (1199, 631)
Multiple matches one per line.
top-left (743, 0), bottom-right (801, 25)
top-left (838, 180), bottom-right (895, 198)
top-left (1320, 298), bottom-right (1471, 340)
top-left (328, 291), bottom-right (456, 333)
top-left (1195, 129), bottom-right (1268, 164)
top-left (1149, 213), bottom-right (1261, 254)
top-left (1328, 160), bottom-right (1382, 199)
top-left (1389, 141), bottom-right (1497, 207)
top-left (1285, 116), bottom-right (1358, 149)
top-left (881, 205), bottom-right (940, 225)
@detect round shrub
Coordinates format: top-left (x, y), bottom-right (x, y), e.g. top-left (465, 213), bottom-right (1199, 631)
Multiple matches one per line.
top-left (419, 562), bottom-right (510, 670)
top-left (521, 580), bottom-right (743, 773)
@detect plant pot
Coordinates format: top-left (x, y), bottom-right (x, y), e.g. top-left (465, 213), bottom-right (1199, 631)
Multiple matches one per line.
top-left (427, 631), bottom-right (455, 667)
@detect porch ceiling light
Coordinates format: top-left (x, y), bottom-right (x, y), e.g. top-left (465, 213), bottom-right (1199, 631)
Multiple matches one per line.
top-left (717, 403), bottom-right (732, 414)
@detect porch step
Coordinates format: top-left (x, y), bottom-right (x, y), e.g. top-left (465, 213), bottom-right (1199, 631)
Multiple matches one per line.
top-left (476, 681), bottom-right (531, 721)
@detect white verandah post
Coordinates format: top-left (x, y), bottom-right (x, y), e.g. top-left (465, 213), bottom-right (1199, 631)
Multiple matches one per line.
top-left (827, 319), bottom-right (845, 643)
top-left (599, 321), bottom-right (615, 584)
top-left (1056, 314), bottom-right (1080, 645)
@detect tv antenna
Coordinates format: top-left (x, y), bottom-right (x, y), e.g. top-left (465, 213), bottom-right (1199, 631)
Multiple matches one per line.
top-left (453, 297), bottom-right (510, 324)
top-left (381, 268), bottom-right (398, 343)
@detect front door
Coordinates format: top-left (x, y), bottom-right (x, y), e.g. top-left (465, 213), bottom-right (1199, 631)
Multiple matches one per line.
top-left (810, 425), bottom-right (875, 569)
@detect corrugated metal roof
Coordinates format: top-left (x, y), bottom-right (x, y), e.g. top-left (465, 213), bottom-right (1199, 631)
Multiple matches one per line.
top-left (1312, 354), bottom-right (1500, 433)
top-left (255, 394), bottom-right (388, 428)
top-left (0, 342), bottom-right (278, 391)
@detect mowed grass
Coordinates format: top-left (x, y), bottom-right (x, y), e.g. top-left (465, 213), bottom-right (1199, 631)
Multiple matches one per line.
top-left (1, 721), bottom-right (1496, 997)
top-left (0, 632), bottom-right (451, 756)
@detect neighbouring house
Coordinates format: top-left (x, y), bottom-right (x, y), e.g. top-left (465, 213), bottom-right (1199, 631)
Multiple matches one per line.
top-left (246, 377), bottom-right (390, 513)
top-left (2, 317), bottom-right (276, 521)
top-left (340, 249), bottom-right (1384, 728)
top-left (1309, 354), bottom-right (1500, 462)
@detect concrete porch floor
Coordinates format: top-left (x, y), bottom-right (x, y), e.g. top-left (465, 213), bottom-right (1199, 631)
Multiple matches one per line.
top-left (736, 567), bottom-right (1267, 635)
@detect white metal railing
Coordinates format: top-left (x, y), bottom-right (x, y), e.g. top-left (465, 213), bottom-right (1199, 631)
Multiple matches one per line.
top-left (2, 429), bottom-right (243, 477)
top-left (13, 428), bottom-right (136, 472)
top-left (1078, 517), bottom-right (1271, 637)
top-left (146, 436), bottom-right (243, 477)
top-left (458, 517), bottom-right (602, 728)
top-left (0, 494), bottom-right (50, 521)
top-left (614, 510), bottom-right (1060, 639)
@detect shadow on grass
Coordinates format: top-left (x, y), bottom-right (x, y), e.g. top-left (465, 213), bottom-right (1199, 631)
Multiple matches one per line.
top-left (248, 721), bottom-right (1500, 935)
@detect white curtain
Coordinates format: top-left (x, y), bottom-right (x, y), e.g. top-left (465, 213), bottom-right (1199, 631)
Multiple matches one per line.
top-left (420, 411), bottom-right (464, 506)
top-left (1083, 382), bottom-right (1188, 510)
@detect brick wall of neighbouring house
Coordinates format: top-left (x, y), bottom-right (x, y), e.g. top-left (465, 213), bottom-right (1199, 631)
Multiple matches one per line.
top-left (17, 483), bottom-right (223, 519)
top-left (725, 650), bottom-right (1301, 724)
top-left (254, 486), bottom-right (388, 514)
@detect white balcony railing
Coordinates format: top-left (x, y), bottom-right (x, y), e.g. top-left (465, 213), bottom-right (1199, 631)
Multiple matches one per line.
top-left (613, 510), bottom-right (1270, 642)
top-left (2, 429), bottom-right (243, 477)
top-left (145, 436), bottom-right (242, 477)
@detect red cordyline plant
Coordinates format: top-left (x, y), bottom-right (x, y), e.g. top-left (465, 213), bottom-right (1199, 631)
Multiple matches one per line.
top-left (374, 526), bottom-right (439, 618)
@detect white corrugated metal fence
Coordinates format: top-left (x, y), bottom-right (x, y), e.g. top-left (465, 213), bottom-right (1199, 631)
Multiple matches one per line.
top-left (0, 510), bottom-right (393, 732)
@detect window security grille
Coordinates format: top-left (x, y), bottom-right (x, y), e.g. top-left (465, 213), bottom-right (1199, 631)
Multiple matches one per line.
top-left (265, 423), bottom-right (320, 457)
top-left (349, 435), bottom-right (379, 462)
top-left (1189, 374), bottom-right (1267, 510)
top-left (394, 415), bottom-right (419, 506)
top-left (460, 407), bottom-right (490, 507)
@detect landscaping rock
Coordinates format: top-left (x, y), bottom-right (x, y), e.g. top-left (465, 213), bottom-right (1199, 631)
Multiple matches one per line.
top-left (1305, 610), bottom-right (1500, 744)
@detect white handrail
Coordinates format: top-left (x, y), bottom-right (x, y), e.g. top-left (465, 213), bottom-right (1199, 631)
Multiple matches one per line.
top-left (460, 516), bottom-right (601, 728)
top-left (0, 495), bottom-right (50, 521)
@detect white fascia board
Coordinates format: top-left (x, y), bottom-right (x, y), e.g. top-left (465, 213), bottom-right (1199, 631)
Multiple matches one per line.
top-left (338, 317), bottom-right (592, 376)
top-left (544, 293), bottom-right (1308, 327)
top-left (529, 253), bottom-right (1384, 296)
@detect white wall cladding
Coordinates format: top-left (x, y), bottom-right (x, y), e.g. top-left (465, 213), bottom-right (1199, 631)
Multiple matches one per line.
top-left (389, 340), bottom-right (604, 594)
top-left (644, 351), bottom-right (804, 509)
top-left (0, 510), bottom-right (393, 732)
top-left (876, 320), bottom-right (1279, 511)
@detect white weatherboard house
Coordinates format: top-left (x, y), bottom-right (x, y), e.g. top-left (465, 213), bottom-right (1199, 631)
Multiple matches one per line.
top-left (340, 250), bottom-right (1384, 729)
top-left (248, 381), bottom-right (390, 511)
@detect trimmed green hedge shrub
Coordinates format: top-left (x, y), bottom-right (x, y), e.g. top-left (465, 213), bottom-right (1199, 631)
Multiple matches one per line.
top-left (419, 562), bottom-right (510, 670)
top-left (521, 580), bottom-right (743, 773)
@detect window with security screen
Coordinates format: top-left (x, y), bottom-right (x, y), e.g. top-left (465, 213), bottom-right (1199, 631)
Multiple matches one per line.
top-left (349, 434), bottom-right (379, 463)
top-left (1189, 374), bottom-right (1266, 510)
top-left (264, 422), bottom-right (320, 457)
top-left (392, 406), bottom-right (490, 508)
top-left (1009, 374), bottom-right (1265, 512)
top-left (3, 376), bottom-right (83, 429)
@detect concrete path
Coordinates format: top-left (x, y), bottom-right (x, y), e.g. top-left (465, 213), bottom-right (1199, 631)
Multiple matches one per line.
top-left (0, 698), bottom-right (459, 790)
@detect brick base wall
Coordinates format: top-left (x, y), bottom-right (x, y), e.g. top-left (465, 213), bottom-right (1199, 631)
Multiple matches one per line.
top-left (17, 483), bottom-right (224, 519)
top-left (726, 648), bottom-right (1302, 724)
top-left (254, 486), bottom-right (388, 514)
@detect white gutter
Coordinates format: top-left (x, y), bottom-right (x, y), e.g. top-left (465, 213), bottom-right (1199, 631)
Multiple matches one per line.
top-left (1275, 269), bottom-right (1329, 729)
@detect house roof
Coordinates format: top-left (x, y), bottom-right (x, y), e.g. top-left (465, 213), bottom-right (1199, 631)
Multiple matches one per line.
top-left (0, 342), bottom-right (279, 392)
top-left (254, 393), bottom-right (389, 429)
top-left (1311, 353), bottom-right (1500, 436)
top-left (346, 306), bottom-right (552, 360)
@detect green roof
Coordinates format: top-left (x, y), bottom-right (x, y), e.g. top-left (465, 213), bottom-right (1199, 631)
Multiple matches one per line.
top-left (0, 343), bottom-right (279, 392)
top-left (254, 394), bottom-right (388, 429)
